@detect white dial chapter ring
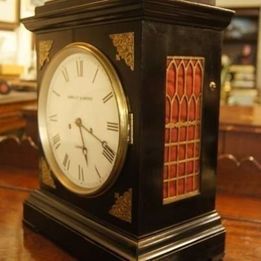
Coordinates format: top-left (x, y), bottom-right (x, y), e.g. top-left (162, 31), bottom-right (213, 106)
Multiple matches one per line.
top-left (38, 43), bottom-right (129, 195)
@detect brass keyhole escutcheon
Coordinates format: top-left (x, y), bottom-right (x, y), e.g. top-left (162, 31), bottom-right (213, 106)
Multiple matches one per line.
top-left (209, 81), bottom-right (217, 91)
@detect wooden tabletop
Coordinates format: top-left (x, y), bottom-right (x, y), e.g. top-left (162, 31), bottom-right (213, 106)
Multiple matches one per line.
top-left (219, 105), bottom-right (261, 132)
top-left (0, 167), bottom-right (76, 261)
top-left (0, 166), bottom-right (261, 261)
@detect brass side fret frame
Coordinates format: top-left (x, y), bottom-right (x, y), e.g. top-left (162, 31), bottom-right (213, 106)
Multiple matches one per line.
top-left (163, 56), bottom-right (205, 204)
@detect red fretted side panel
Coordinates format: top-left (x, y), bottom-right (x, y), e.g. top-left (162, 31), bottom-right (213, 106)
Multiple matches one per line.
top-left (163, 57), bottom-right (204, 204)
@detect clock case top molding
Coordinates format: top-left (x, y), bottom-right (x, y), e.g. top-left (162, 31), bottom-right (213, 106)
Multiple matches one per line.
top-left (23, 0), bottom-right (233, 260)
top-left (24, 0), bottom-right (231, 32)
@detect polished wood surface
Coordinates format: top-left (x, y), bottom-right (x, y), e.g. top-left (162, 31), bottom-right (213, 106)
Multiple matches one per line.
top-left (0, 166), bottom-right (260, 260)
top-left (216, 193), bottom-right (261, 261)
top-left (0, 167), bottom-right (75, 261)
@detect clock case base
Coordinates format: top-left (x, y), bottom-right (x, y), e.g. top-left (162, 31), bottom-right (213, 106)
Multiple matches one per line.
top-left (24, 190), bottom-right (225, 260)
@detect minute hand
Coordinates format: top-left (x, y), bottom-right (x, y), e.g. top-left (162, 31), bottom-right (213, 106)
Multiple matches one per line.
top-left (79, 121), bottom-right (103, 145)
top-left (77, 118), bottom-right (116, 163)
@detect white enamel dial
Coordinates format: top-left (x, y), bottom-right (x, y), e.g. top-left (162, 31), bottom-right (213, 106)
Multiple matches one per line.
top-left (38, 43), bottom-right (129, 195)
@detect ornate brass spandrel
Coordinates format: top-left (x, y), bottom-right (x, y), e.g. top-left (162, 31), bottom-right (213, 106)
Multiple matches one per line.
top-left (109, 188), bottom-right (132, 223)
top-left (38, 40), bottom-right (53, 69)
top-left (39, 157), bottom-right (56, 189)
top-left (110, 32), bottom-right (134, 71)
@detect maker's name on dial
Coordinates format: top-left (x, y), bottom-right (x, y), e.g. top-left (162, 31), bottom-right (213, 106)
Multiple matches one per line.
top-left (68, 95), bottom-right (93, 101)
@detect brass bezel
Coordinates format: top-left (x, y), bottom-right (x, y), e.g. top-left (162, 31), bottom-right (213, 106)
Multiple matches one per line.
top-left (38, 42), bottom-right (129, 196)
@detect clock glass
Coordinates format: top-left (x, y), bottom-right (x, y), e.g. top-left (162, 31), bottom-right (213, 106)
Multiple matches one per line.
top-left (38, 43), bottom-right (129, 195)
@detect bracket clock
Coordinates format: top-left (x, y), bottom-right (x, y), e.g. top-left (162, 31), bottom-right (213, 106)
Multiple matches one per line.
top-left (23, 0), bottom-right (233, 260)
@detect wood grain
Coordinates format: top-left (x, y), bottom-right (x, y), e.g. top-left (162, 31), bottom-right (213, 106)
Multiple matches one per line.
top-left (216, 192), bottom-right (261, 261)
top-left (0, 167), bottom-right (75, 261)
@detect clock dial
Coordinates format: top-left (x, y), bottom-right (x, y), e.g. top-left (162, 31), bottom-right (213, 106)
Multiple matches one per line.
top-left (38, 43), bottom-right (129, 195)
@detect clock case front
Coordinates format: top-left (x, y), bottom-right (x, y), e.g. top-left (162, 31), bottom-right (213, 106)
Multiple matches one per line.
top-left (23, 0), bottom-right (233, 260)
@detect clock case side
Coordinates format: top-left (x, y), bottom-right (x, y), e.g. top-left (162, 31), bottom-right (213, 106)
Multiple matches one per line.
top-left (133, 13), bottom-right (233, 259)
top-left (136, 0), bottom-right (234, 246)
top-left (138, 22), bottom-right (225, 233)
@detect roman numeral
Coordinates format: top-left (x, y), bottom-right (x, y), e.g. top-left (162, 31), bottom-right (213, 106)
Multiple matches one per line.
top-left (52, 134), bottom-right (61, 149)
top-left (95, 166), bottom-right (102, 182)
top-left (52, 90), bottom-right (61, 97)
top-left (102, 92), bottom-right (113, 103)
top-left (92, 67), bottom-right (99, 83)
top-left (102, 143), bottom-right (115, 164)
top-left (107, 122), bottom-right (119, 132)
top-left (76, 59), bottom-right (83, 77)
top-left (63, 153), bottom-right (70, 170)
top-left (48, 114), bottom-right (58, 122)
top-left (78, 165), bottom-right (84, 183)
top-left (62, 67), bottom-right (69, 82)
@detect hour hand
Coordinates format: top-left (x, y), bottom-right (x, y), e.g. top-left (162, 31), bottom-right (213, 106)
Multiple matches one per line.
top-left (82, 146), bottom-right (88, 166)
top-left (75, 145), bottom-right (88, 159)
top-left (75, 118), bottom-right (88, 166)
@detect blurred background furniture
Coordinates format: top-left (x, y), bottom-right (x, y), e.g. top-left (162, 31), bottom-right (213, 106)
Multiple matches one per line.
top-left (217, 104), bottom-right (261, 197)
top-left (0, 88), bottom-right (37, 169)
